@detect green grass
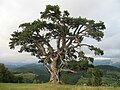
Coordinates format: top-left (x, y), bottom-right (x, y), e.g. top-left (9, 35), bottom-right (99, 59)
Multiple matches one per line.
top-left (0, 83), bottom-right (120, 90)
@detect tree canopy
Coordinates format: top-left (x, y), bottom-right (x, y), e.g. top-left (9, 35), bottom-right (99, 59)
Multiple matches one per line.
top-left (9, 5), bottom-right (106, 83)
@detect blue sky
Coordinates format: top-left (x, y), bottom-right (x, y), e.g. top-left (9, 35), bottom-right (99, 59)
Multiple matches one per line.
top-left (0, 0), bottom-right (120, 63)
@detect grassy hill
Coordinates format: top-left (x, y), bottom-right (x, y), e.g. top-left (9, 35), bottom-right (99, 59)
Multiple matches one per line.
top-left (0, 83), bottom-right (120, 90)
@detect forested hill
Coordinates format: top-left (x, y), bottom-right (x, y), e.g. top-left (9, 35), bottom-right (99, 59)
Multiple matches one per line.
top-left (9, 63), bottom-right (48, 75)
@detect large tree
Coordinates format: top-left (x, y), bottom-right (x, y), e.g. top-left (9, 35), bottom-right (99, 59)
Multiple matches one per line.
top-left (9, 5), bottom-right (106, 83)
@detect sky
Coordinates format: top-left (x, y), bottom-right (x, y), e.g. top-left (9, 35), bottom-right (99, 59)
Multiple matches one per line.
top-left (0, 0), bottom-right (120, 63)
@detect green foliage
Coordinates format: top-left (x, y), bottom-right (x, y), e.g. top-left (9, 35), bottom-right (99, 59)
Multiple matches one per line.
top-left (40, 5), bottom-right (61, 21)
top-left (87, 68), bottom-right (103, 77)
top-left (67, 60), bottom-right (81, 70)
top-left (67, 51), bottom-right (94, 71)
top-left (34, 74), bottom-right (49, 83)
top-left (87, 68), bottom-right (103, 86)
top-left (61, 72), bottom-right (80, 84)
top-left (89, 46), bottom-right (104, 55)
top-left (76, 68), bottom-right (103, 86)
top-left (76, 76), bottom-right (89, 85)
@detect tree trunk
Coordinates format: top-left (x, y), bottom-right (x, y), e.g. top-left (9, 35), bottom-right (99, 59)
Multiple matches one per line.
top-left (49, 60), bottom-right (60, 83)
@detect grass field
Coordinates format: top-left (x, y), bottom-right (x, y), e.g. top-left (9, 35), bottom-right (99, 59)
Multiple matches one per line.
top-left (0, 83), bottom-right (120, 90)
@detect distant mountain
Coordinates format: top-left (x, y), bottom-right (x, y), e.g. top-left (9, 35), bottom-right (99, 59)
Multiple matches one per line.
top-left (111, 62), bottom-right (120, 68)
top-left (1, 61), bottom-right (35, 69)
top-left (93, 60), bottom-right (112, 66)
top-left (5, 63), bottom-right (26, 69)
top-left (93, 60), bottom-right (120, 68)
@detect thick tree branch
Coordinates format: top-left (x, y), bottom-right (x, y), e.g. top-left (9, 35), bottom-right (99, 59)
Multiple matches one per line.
top-left (58, 64), bottom-right (65, 73)
top-left (78, 28), bottom-right (88, 34)
top-left (66, 36), bottom-right (75, 48)
top-left (65, 38), bottom-right (69, 44)
top-left (44, 41), bottom-right (54, 53)
top-left (57, 36), bottom-right (61, 50)
top-left (35, 43), bottom-right (46, 55)
top-left (77, 25), bottom-right (84, 34)
top-left (74, 26), bottom-right (79, 35)
top-left (68, 43), bottom-right (92, 50)
top-left (36, 31), bottom-right (54, 53)
top-left (61, 36), bottom-right (66, 49)
top-left (68, 44), bottom-right (79, 50)
top-left (80, 44), bottom-right (91, 47)
top-left (44, 63), bottom-right (52, 74)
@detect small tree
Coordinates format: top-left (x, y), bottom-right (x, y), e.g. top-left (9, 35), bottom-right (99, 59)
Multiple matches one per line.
top-left (9, 5), bottom-right (106, 83)
top-left (0, 63), bottom-right (15, 83)
top-left (87, 68), bottom-right (103, 86)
